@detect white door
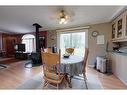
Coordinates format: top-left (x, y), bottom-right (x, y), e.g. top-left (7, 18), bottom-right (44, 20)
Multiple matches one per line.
top-left (60, 32), bottom-right (85, 57)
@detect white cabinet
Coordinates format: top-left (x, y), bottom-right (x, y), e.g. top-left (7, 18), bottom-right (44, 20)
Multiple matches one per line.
top-left (112, 10), bottom-right (127, 42)
top-left (109, 53), bottom-right (127, 85)
top-left (123, 10), bottom-right (127, 38)
top-left (116, 14), bottom-right (124, 39)
top-left (112, 20), bottom-right (117, 40)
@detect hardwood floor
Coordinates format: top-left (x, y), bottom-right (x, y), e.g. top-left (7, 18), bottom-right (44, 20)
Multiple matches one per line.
top-left (0, 58), bottom-right (127, 89)
top-left (0, 58), bottom-right (42, 89)
top-left (87, 68), bottom-right (127, 89)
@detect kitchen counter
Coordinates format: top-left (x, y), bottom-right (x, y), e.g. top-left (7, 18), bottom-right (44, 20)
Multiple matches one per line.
top-left (108, 52), bottom-right (127, 85)
top-left (108, 51), bottom-right (127, 56)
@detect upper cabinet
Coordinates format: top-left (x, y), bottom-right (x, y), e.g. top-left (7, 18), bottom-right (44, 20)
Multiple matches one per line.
top-left (117, 16), bottom-right (123, 38)
top-left (124, 11), bottom-right (127, 37)
top-left (112, 21), bottom-right (116, 39)
top-left (112, 10), bottom-right (127, 42)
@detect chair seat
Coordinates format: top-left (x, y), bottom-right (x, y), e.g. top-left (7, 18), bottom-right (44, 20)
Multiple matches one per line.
top-left (44, 72), bottom-right (65, 84)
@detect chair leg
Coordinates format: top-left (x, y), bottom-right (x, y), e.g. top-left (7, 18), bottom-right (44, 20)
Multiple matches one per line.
top-left (84, 79), bottom-right (88, 89)
top-left (43, 81), bottom-right (46, 89)
top-left (57, 84), bottom-right (59, 89)
top-left (83, 73), bottom-right (88, 89)
top-left (43, 80), bottom-right (48, 89)
top-left (63, 77), bottom-right (67, 88)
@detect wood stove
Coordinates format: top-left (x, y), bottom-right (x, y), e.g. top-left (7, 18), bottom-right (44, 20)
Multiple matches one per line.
top-left (25, 23), bottom-right (43, 68)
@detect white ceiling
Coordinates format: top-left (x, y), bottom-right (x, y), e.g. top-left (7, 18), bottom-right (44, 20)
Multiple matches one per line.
top-left (0, 6), bottom-right (126, 34)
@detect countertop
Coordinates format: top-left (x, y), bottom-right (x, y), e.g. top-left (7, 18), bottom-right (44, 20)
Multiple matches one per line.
top-left (109, 51), bottom-right (127, 56)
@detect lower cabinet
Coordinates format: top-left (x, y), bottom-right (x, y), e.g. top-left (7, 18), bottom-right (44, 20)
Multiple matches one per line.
top-left (109, 52), bottom-right (127, 85)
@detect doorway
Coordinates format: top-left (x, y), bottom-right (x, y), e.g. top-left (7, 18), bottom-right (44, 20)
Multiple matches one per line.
top-left (22, 34), bottom-right (35, 53)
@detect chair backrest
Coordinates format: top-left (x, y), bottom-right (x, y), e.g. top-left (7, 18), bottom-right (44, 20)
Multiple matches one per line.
top-left (65, 48), bottom-right (74, 55)
top-left (42, 52), bottom-right (59, 65)
top-left (41, 50), bottom-right (61, 80)
top-left (82, 48), bottom-right (89, 73)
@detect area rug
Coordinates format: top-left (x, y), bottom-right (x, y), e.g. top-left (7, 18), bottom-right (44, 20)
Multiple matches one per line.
top-left (0, 65), bottom-right (6, 70)
top-left (0, 58), bottom-right (19, 70)
top-left (0, 64), bottom-right (9, 70)
top-left (16, 73), bottom-right (103, 89)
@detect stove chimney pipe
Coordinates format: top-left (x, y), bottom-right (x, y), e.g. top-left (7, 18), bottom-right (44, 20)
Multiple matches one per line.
top-left (33, 23), bottom-right (42, 52)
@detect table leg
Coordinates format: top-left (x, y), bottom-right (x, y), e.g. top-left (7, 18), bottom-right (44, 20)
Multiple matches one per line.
top-left (70, 76), bottom-right (73, 83)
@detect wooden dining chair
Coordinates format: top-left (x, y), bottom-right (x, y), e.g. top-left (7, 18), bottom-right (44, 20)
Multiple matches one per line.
top-left (82, 48), bottom-right (89, 89)
top-left (65, 48), bottom-right (74, 55)
top-left (41, 50), bottom-right (66, 89)
top-left (68, 48), bottom-right (89, 89)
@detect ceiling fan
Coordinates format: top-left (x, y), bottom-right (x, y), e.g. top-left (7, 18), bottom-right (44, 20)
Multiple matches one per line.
top-left (50, 9), bottom-right (75, 24)
top-left (59, 10), bottom-right (68, 24)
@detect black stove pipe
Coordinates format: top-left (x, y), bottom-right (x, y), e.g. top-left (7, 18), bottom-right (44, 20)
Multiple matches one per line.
top-left (33, 23), bottom-right (42, 52)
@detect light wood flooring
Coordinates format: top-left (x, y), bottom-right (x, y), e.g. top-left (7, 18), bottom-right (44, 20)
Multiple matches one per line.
top-left (87, 68), bottom-right (127, 89)
top-left (0, 58), bottom-right (41, 89)
top-left (0, 58), bottom-right (127, 89)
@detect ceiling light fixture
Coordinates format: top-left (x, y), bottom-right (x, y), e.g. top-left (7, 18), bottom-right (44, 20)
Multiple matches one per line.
top-left (59, 10), bottom-right (68, 24)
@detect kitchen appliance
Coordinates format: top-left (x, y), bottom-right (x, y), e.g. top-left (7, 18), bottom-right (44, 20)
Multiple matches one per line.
top-left (96, 56), bottom-right (107, 73)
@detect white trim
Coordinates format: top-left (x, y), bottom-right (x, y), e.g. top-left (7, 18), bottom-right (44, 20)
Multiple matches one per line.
top-left (22, 34), bottom-right (35, 39)
top-left (111, 6), bottom-right (127, 21)
top-left (57, 29), bottom-right (87, 34)
top-left (57, 31), bottom-right (60, 50)
top-left (56, 26), bottom-right (90, 32)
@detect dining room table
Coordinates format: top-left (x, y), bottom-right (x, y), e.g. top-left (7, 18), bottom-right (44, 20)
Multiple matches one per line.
top-left (60, 55), bottom-right (84, 88)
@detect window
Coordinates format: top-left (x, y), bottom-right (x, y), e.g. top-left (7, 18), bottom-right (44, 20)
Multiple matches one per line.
top-left (59, 31), bottom-right (86, 57)
top-left (22, 34), bottom-right (35, 53)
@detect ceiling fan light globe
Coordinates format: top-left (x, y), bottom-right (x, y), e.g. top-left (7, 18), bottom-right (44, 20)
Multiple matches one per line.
top-left (65, 15), bottom-right (68, 19)
top-left (59, 21), bottom-right (62, 24)
top-left (64, 21), bottom-right (67, 24)
top-left (61, 18), bottom-right (66, 22)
